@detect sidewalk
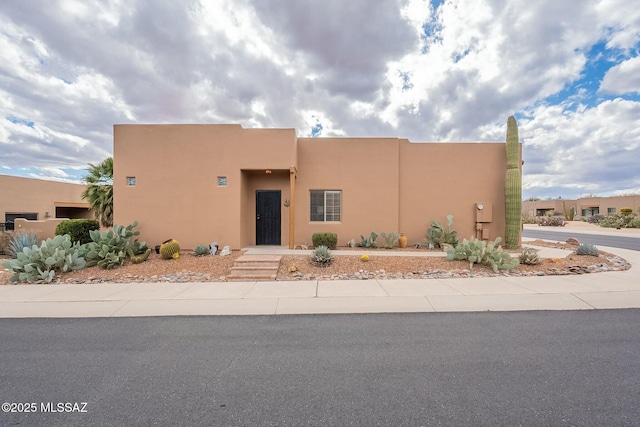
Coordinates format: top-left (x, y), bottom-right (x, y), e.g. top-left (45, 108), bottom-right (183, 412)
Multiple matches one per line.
top-left (0, 242), bottom-right (638, 318)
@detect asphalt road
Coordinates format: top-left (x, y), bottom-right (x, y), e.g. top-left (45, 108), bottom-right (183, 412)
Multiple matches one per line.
top-left (1, 312), bottom-right (639, 426)
top-left (523, 229), bottom-right (640, 251)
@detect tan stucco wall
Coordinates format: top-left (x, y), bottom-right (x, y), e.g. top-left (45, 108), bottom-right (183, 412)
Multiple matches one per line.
top-left (114, 124), bottom-right (517, 249)
top-left (295, 137), bottom-right (400, 246)
top-left (114, 124), bottom-right (297, 249)
top-left (13, 218), bottom-right (68, 240)
top-left (398, 141), bottom-right (508, 245)
top-left (0, 175), bottom-right (90, 225)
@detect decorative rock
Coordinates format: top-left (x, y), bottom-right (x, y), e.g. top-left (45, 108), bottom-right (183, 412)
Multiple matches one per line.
top-left (219, 246), bottom-right (231, 256)
top-left (210, 242), bottom-right (218, 255)
top-left (566, 238), bottom-right (580, 245)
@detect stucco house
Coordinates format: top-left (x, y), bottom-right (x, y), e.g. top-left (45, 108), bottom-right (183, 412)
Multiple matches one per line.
top-left (0, 174), bottom-right (90, 232)
top-left (0, 175), bottom-right (90, 254)
top-left (522, 195), bottom-right (640, 218)
top-left (114, 124), bottom-right (519, 250)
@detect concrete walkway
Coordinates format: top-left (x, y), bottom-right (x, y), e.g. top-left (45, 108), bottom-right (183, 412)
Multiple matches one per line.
top-left (0, 240), bottom-right (638, 318)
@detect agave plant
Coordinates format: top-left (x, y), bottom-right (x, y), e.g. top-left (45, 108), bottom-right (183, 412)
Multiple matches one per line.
top-left (310, 245), bottom-right (334, 267)
top-left (8, 231), bottom-right (39, 258)
top-left (519, 248), bottom-right (540, 265)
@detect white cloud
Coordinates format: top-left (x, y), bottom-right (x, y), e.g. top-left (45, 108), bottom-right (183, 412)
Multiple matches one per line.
top-left (520, 98), bottom-right (640, 197)
top-left (599, 55), bottom-right (640, 94)
top-left (597, 0), bottom-right (640, 51)
top-left (0, 0), bottom-right (638, 197)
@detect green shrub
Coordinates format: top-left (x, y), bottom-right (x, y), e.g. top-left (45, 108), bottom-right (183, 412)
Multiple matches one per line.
top-left (310, 245), bottom-right (333, 267)
top-left (620, 207), bottom-right (633, 214)
top-left (312, 233), bottom-right (337, 249)
top-left (424, 214), bottom-right (458, 248)
top-left (356, 232), bottom-right (378, 248)
top-left (380, 232), bottom-right (399, 249)
top-left (194, 244), bottom-right (209, 256)
top-left (55, 219), bottom-right (100, 245)
top-left (521, 216), bottom-right (538, 224)
top-left (8, 231), bottom-right (40, 258)
top-left (445, 236), bottom-right (518, 272)
top-left (2, 234), bottom-right (86, 283)
top-left (576, 243), bottom-right (599, 256)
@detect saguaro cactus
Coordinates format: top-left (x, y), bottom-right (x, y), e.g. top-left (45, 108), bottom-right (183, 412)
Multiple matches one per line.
top-left (504, 116), bottom-right (522, 249)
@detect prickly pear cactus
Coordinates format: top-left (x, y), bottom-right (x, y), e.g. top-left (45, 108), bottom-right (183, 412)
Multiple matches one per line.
top-left (160, 239), bottom-right (181, 260)
top-left (504, 116), bottom-right (522, 249)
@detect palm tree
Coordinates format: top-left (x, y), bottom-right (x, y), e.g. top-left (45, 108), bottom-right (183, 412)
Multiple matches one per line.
top-left (82, 157), bottom-right (113, 227)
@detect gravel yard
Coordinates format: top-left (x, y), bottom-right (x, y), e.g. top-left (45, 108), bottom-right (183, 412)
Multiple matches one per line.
top-left (0, 239), bottom-right (630, 284)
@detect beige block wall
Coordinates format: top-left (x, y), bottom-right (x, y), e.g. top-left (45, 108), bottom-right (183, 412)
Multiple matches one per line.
top-left (0, 174), bottom-right (89, 223)
top-left (13, 218), bottom-right (67, 240)
top-left (113, 124), bottom-right (297, 249)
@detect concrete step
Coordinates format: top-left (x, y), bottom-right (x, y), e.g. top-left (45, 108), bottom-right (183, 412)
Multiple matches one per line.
top-left (227, 274), bottom-right (277, 282)
top-left (235, 254), bottom-right (282, 262)
top-left (229, 266), bottom-right (280, 276)
top-left (232, 261), bottom-right (281, 268)
top-left (228, 254), bottom-right (282, 282)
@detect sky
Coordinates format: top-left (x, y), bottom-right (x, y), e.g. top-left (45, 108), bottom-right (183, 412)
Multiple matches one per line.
top-left (1, 0), bottom-right (639, 200)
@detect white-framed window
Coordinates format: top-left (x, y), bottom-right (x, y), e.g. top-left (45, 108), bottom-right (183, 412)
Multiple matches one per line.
top-left (310, 190), bottom-right (341, 222)
top-left (126, 177), bottom-right (136, 186)
top-left (217, 176), bottom-right (227, 187)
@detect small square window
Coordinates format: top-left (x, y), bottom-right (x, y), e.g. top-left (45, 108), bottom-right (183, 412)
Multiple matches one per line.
top-left (217, 176), bottom-right (227, 187)
top-left (126, 177), bottom-right (136, 186)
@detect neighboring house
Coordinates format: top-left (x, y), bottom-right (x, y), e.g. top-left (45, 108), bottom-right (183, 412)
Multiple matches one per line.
top-left (522, 199), bottom-right (577, 217)
top-left (0, 174), bottom-right (90, 238)
top-left (114, 124), bottom-right (520, 250)
top-left (574, 195), bottom-right (640, 217)
top-left (523, 195), bottom-right (640, 218)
